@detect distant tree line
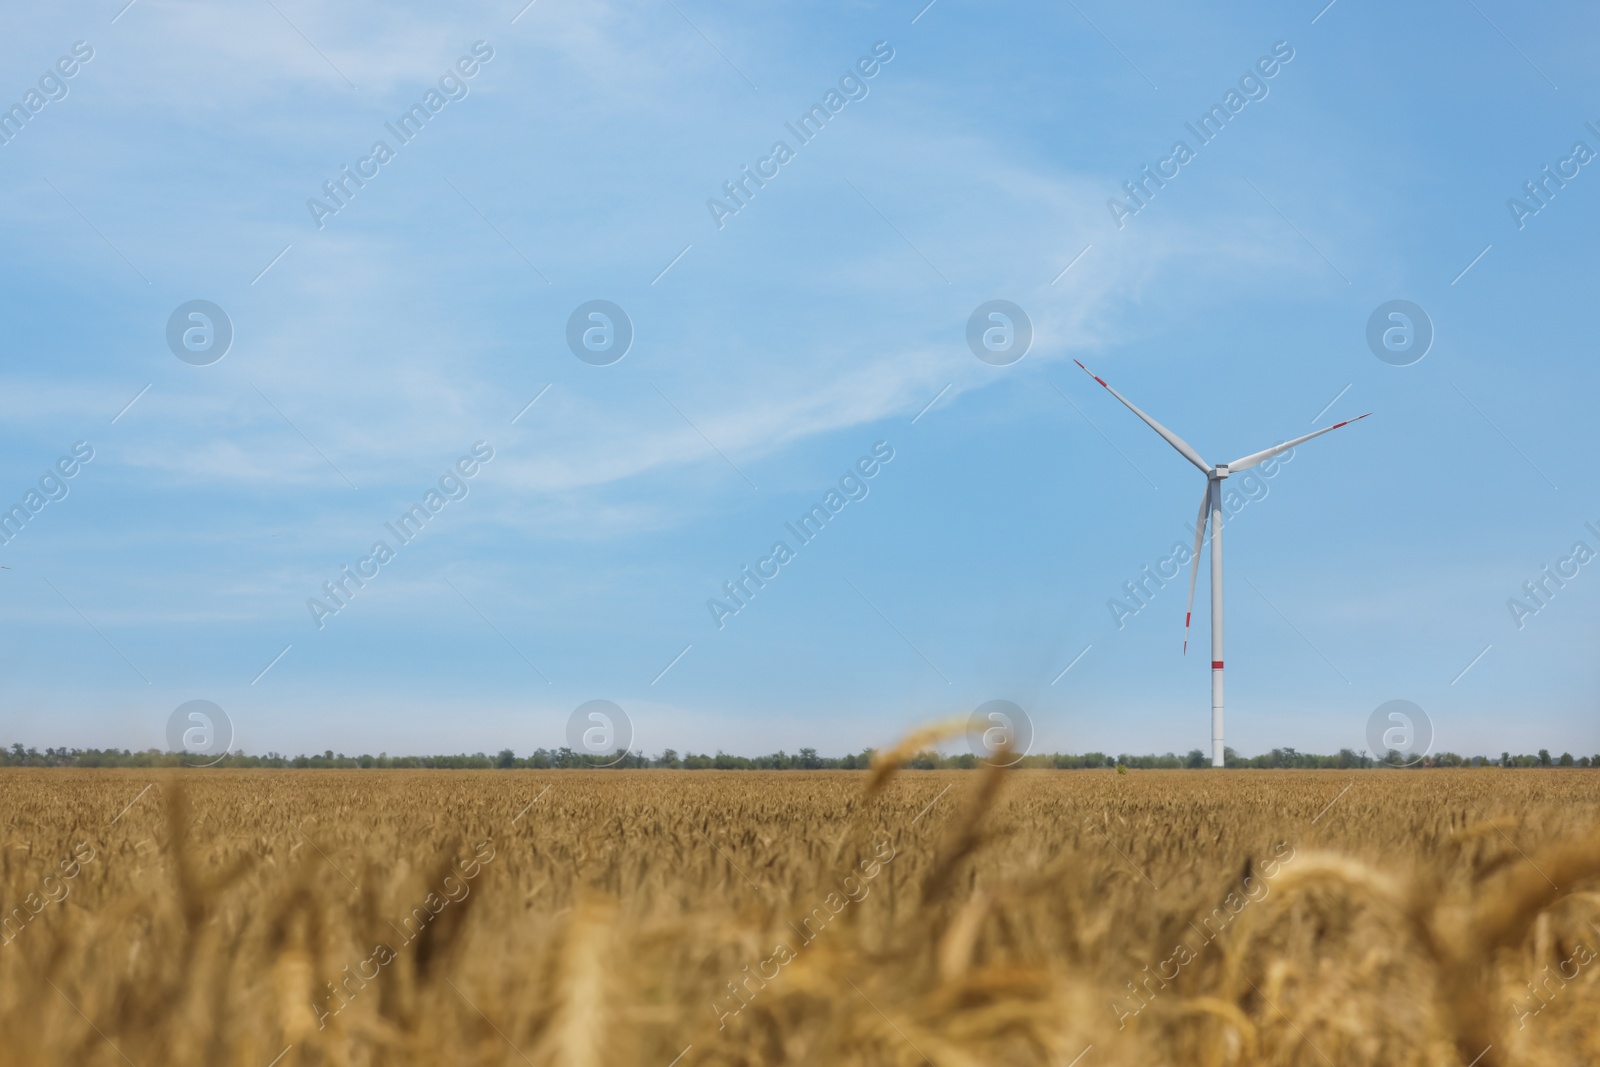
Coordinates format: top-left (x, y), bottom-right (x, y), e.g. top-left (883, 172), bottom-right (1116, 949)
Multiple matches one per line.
top-left (1, 742), bottom-right (1596, 770)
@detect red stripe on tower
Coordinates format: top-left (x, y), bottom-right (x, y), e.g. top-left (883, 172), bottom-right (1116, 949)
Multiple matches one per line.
top-left (1211, 661), bottom-right (1224, 669)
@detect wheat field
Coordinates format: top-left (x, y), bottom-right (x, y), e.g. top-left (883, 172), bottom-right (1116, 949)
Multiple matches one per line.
top-left (1, 760), bottom-right (1597, 1067)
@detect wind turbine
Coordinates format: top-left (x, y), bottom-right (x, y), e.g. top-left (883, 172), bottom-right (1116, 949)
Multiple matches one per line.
top-left (1075, 360), bottom-right (1368, 767)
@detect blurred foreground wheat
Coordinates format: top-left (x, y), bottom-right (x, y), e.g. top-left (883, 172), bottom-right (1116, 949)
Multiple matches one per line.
top-left (1, 750), bottom-right (1597, 1066)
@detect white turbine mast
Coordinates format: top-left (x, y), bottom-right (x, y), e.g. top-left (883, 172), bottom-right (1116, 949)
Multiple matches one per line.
top-left (1075, 360), bottom-right (1369, 767)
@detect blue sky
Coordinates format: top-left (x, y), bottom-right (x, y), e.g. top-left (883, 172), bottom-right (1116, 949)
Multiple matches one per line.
top-left (1, 0), bottom-right (1596, 759)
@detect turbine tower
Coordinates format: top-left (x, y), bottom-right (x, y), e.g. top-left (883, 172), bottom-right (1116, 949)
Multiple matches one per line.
top-left (1075, 361), bottom-right (1368, 767)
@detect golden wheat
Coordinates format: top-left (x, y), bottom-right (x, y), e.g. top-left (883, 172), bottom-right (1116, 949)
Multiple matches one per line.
top-left (1, 758), bottom-right (1596, 1066)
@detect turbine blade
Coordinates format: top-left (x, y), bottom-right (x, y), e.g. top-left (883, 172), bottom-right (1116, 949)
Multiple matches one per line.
top-left (1227, 413), bottom-right (1371, 472)
top-left (1183, 482), bottom-right (1210, 655)
top-left (1074, 360), bottom-right (1211, 474)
